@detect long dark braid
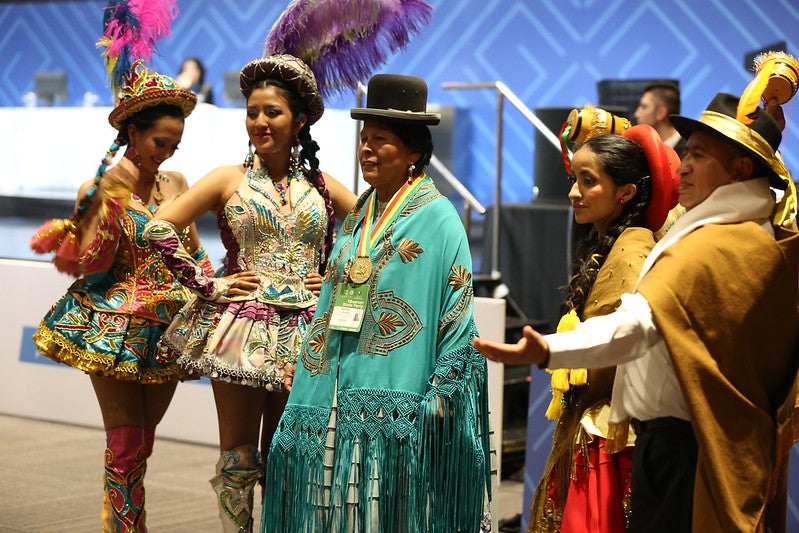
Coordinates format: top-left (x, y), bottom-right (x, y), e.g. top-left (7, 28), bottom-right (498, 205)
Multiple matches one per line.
top-left (564, 134), bottom-right (651, 316)
top-left (251, 77), bottom-right (336, 272)
top-left (297, 124), bottom-right (335, 272)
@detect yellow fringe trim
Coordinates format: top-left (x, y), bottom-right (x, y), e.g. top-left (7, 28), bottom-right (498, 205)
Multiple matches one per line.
top-left (33, 321), bottom-right (189, 384)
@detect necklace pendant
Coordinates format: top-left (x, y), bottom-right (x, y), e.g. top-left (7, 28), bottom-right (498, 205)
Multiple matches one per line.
top-left (349, 257), bottom-right (372, 284)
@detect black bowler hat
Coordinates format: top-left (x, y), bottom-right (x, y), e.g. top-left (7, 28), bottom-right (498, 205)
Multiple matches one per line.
top-left (351, 74), bottom-right (441, 125)
top-left (670, 92), bottom-right (786, 189)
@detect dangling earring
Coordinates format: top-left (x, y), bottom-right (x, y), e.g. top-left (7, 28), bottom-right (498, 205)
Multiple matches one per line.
top-left (290, 139), bottom-right (301, 174)
top-left (244, 141), bottom-right (254, 168)
top-left (128, 146), bottom-right (142, 167)
top-left (407, 163), bottom-right (416, 184)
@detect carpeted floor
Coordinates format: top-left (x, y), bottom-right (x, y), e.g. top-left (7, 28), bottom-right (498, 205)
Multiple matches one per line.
top-left (0, 414), bottom-right (523, 532)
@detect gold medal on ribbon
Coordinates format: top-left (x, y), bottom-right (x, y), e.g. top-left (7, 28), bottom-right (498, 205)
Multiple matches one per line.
top-left (349, 257), bottom-right (372, 284)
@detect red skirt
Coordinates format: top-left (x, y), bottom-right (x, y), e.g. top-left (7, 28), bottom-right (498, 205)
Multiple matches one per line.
top-left (559, 437), bottom-right (633, 533)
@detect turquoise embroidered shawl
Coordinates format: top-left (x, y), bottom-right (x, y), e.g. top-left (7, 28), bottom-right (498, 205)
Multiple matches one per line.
top-left (264, 177), bottom-right (492, 532)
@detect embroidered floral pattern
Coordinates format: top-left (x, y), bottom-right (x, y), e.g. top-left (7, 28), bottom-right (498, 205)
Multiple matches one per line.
top-left (301, 311), bottom-right (332, 376)
top-left (448, 264), bottom-right (471, 290)
top-left (397, 238), bottom-right (423, 263)
top-left (376, 311), bottom-right (405, 335)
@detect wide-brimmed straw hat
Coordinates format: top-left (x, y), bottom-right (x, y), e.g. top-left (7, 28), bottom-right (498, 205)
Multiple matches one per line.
top-left (108, 60), bottom-right (197, 130)
top-left (239, 54), bottom-right (324, 125)
top-left (351, 74), bottom-right (440, 125)
top-left (670, 92), bottom-right (785, 189)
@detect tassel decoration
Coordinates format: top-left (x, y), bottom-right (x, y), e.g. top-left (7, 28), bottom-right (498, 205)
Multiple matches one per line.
top-left (30, 218), bottom-right (76, 255)
top-left (736, 68), bottom-right (770, 126)
top-left (545, 309), bottom-right (588, 420)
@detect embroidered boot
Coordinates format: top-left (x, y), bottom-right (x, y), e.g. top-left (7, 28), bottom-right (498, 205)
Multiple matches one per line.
top-left (210, 444), bottom-right (263, 533)
top-left (101, 426), bottom-right (149, 532)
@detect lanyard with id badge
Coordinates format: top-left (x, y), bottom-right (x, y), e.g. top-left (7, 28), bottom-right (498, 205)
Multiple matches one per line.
top-left (329, 178), bottom-right (425, 333)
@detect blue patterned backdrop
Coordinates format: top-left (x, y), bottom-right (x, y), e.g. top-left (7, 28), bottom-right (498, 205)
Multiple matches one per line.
top-left (2, 0), bottom-right (798, 207)
top-left (1, 0), bottom-right (798, 529)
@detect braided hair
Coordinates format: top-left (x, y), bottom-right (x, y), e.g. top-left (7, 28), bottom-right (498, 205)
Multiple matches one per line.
top-left (564, 134), bottom-right (651, 316)
top-left (249, 77), bottom-right (336, 272)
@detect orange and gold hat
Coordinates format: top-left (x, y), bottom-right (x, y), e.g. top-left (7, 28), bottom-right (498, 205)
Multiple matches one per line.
top-left (108, 60), bottom-right (197, 130)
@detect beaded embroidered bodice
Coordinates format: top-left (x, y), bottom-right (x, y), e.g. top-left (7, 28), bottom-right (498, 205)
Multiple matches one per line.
top-left (72, 208), bottom-right (191, 323)
top-left (217, 168), bottom-right (328, 306)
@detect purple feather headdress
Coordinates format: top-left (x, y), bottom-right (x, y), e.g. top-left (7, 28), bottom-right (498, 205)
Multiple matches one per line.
top-left (265, 0), bottom-right (433, 99)
top-left (97, 0), bottom-right (178, 95)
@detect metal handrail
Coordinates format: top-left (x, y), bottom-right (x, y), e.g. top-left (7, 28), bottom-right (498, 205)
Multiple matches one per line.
top-left (352, 83), bottom-right (486, 229)
top-left (442, 80), bottom-right (561, 279)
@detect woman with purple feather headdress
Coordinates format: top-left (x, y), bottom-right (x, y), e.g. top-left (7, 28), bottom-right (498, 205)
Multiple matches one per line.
top-left (140, 0), bottom-right (434, 529)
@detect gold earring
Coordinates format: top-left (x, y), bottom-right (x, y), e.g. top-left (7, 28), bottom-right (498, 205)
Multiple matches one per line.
top-left (407, 163), bottom-right (416, 184)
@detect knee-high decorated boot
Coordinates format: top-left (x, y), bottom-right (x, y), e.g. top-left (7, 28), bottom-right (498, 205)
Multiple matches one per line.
top-left (100, 426), bottom-right (149, 532)
top-left (210, 444), bottom-right (263, 533)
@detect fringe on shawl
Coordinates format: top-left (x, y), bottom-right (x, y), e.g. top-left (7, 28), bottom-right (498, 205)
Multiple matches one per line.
top-left (418, 342), bottom-right (492, 531)
top-left (264, 404), bottom-right (330, 533)
top-left (264, 343), bottom-right (491, 532)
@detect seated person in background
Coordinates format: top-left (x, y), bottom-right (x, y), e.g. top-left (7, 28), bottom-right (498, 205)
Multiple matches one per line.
top-left (634, 80), bottom-right (685, 156)
top-left (176, 56), bottom-right (214, 105)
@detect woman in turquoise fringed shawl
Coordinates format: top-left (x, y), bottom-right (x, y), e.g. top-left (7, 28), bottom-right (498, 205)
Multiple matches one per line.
top-left (262, 74), bottom-right (493, 532)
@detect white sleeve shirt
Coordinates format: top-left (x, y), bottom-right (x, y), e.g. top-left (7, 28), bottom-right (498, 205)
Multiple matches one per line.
top-left (546, 292), bottom-right (690, 421)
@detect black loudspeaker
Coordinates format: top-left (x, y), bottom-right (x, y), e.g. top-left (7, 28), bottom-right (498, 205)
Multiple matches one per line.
top-left (481, 202), bottom-right (571, 333)
top-left (597, 79), bottom-right (678, 120)
top-left (532, 107), bottom-right (573, 203)
top-left (426, 105), bottom-right (469, 208)
top-left (222, 71), bottom-right (245, 106)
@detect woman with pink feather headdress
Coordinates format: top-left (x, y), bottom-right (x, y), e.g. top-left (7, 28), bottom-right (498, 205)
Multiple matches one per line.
top-left (28, 1), bottom-right (209, 530)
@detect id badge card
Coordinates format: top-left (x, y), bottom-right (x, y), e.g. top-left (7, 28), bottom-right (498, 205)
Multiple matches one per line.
top-left (329, 283), bottom-right (370, 332)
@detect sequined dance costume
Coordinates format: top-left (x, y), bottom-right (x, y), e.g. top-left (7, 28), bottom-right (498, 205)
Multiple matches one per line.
top-left (32, 198), bottom-right (195, 383)
top-left (159, 167), bottom-right (328, 390)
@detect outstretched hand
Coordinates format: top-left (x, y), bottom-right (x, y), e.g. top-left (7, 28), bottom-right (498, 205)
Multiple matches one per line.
top-left (472, 325), bottom-right (550, 367)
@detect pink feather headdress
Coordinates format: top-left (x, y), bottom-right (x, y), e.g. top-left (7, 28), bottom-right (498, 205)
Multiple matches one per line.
top-left (96, 0), bottom-right (179, 96)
